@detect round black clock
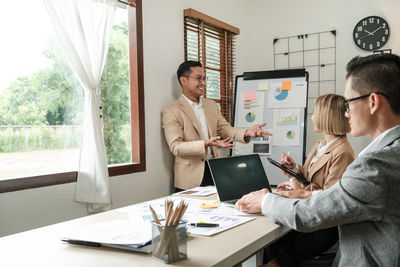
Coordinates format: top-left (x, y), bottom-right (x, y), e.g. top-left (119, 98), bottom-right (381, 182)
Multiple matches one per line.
top-left (353, 16), bottom-right (390, 51)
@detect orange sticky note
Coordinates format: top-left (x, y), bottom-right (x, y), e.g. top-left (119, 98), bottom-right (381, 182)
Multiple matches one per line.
top-left (282, 81), bottom-right (292, 91)
top-left (200, 203), bottom-right (219, 209)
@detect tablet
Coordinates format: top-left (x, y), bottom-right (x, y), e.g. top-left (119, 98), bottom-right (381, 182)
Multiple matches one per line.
top-left (267, 157), bottom-right (310, 185)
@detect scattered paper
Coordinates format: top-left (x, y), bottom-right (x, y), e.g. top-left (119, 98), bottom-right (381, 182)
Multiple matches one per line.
top-left (173, 186), bottom-right (216, 197)
top-left (187, 214), bottom-right (255, 236)
top-left (65, 220), bottom-right (151, 246)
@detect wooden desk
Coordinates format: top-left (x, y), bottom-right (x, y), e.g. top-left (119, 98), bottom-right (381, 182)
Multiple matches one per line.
top-left (0, 195), bottom-right (290, 267)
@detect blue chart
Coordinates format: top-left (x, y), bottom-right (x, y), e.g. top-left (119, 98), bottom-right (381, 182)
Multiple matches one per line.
top-left (274, 86), bottom-right (288, 101)
top-left (245, 112), bottom-right (256, 122)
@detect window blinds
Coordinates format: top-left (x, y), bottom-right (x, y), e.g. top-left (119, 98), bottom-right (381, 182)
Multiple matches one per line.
top-left (184, 9), bottom-right (238, 123)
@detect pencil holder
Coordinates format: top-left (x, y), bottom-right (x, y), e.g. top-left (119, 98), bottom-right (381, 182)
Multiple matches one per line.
top-left (151, 220), bottom-right (187, 264)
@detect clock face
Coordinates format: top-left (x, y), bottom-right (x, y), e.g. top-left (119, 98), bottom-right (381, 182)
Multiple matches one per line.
top-left (353, 16), bottom-right (390, 51)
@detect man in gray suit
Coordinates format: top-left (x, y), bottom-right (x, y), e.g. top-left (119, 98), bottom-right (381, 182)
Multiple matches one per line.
top-left (236, 53), bottom-right (400, 266)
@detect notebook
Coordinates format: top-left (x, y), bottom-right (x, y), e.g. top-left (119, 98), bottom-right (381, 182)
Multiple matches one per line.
top-left (207, 154), bottom-right (272, 205)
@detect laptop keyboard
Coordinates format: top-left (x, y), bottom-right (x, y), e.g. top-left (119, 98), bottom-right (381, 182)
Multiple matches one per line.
top-left (225, 199), bottom-right (238, 205)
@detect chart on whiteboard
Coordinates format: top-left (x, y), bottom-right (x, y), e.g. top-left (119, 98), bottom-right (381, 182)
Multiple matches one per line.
top-left (236, 91), bottom-right (264, 127)
top-left (272, 109), bottom-right (300, 146)
top-left (268, 81), bottom-right (307, 108)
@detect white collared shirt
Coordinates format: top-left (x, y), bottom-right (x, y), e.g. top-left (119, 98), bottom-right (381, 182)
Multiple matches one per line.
top-left (358, 125), bottom-right (400, 158)
top-left (182, 94), bottom-right (212, 158)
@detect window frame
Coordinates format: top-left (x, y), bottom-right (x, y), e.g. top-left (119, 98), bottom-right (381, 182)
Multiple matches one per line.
top-left (184, 8), bottom-right (239, 123)
top-left (0, 0), bottom-right (145, 194)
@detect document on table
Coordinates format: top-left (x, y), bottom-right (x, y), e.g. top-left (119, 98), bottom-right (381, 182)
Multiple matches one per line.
top-left (118, 197), bottom-right (257, 237)
top-left (64, 219), bottom-right (152, 248)
top-left (187, 214), bottom-right (255, 236)
top-left (173, 186), bottom-right (217, 197)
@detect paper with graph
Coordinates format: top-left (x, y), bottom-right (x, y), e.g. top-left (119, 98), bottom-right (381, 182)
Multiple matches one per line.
top-left (272, 109), bottom-right (300, 146)
top-left (236, 91), bottom-right (264, 127)
top-left (268, 81), bottom-right (307, 108)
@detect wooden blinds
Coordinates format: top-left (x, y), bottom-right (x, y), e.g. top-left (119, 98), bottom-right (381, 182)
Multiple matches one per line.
top-left (184, 9), bottom-right (239, 123)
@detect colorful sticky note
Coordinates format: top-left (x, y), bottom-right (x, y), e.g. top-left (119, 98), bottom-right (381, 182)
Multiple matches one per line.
top-left (258, 82), bottom-right (269, 91)
top-left (243, 91), bottom-right (257, 100)
top-left (200, 203), bottom-right (219, 209)
top-left (282, 81), bottom-right (292, 91)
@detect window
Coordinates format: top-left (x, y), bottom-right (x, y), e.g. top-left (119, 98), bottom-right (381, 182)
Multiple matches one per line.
top-left (0, 0), bottom-right (145, 193)
top-left (184, 9), bottom-right (239, 123)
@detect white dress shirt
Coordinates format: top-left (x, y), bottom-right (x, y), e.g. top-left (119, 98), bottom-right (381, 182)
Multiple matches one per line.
top-left (183, 94), bottom-right (212, 158)
top-left (358, 126), bottom-right (399, 158)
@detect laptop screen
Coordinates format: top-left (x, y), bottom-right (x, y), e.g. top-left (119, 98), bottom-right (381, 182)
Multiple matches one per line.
top-left (207, 154), bottom-right (272, 202)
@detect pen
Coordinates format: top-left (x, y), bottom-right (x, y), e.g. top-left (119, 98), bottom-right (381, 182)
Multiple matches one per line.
top-left (189, 223), bottom-right (219, 227)
top-left (62, 239), bottom-right (101, 247)
top-left (284, 185), bottom-right (293, 191)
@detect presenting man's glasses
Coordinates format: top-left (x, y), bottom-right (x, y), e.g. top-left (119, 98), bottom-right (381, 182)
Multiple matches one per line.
top-left (343, 92), bottom-right (388, 112)
top-left (184, 76), bottom-right (208, 83)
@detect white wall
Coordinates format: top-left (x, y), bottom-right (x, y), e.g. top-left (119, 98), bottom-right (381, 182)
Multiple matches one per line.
top-left (237, 0), bottom-right (400, 154)
top-left (1, 0), bottom-right (399, 237)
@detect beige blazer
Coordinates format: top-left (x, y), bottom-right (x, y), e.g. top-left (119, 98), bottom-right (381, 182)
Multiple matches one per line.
top-left (298, 135), bottom-right (354, 191)
top-left (162, 95), bottom-right (248, 189)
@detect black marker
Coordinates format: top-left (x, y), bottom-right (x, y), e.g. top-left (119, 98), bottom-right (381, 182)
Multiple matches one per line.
top-left (189, 223), bottom-right (219, 227)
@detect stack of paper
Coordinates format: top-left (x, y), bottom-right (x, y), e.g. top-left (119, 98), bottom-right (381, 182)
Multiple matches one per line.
top-left (63, 219), bottom-right (152, 253)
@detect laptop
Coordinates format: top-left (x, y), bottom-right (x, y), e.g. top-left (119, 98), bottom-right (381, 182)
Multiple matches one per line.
top-left (207, 154), bottom-right (272, 205)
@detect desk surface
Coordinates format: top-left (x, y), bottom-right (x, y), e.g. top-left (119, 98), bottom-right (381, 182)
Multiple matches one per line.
top-left (0, 195), bottom-right (289, 267)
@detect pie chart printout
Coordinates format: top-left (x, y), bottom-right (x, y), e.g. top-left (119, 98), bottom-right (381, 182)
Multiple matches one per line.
top-left (245, 112), bottom-right (256, 123)
top-left (287, 130), bottom-right (295, 139)
top-left (274, 87), bottom-right (289, 101)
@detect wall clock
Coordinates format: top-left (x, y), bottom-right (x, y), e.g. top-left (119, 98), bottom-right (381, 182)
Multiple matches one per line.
top-left (353, 16), bottom-right (390, 51)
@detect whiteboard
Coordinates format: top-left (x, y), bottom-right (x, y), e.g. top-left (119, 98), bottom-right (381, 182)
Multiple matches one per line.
top-left (232, 69), bottom-right (309, 185)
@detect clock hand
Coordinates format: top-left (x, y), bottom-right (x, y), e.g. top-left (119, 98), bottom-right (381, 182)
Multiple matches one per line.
top-left (364, 29), bottom-right (373, 35)
top-left (358, 33), bottom-right (371, 40)
top-left (370, 26), bottom-right (382, 35)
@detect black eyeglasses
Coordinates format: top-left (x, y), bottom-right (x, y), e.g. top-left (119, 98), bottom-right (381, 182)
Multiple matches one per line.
top-left (184, 76), bottom-right (207, 83)
top-left (343, 92), bottom-right (388, 112)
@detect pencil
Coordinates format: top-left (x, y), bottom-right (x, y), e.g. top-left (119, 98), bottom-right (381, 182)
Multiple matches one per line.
top-left (154, 199), bottom-right (188, 261)
top-left (149, 205), bottom-right (160, 224)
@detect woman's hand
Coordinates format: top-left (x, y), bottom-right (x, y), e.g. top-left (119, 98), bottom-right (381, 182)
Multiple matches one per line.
top-left (276, 152), bottom-right (297, 178)
top-left (280, 152), bottom-right (296, 169)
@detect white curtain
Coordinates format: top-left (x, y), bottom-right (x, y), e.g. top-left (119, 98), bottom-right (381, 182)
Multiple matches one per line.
top-left (43, 0), bottom-right (117, 212)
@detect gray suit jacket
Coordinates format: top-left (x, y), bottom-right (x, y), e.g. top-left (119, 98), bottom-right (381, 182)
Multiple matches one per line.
top-left (263, 125), bottom-right (400, 266)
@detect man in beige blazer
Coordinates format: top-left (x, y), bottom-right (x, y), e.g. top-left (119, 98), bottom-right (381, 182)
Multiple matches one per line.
top-left (162, 61), bottom-right (270, 191)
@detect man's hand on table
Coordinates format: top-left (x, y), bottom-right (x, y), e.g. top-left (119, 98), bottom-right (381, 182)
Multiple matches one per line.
top-left (235, 188), bottom-right (270, 213)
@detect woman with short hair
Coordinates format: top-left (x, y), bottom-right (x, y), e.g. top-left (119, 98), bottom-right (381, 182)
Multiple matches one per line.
top-left (265, 94), bottom-right (354, 267)
top-left (278, 93), bottom-right (354, 196)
